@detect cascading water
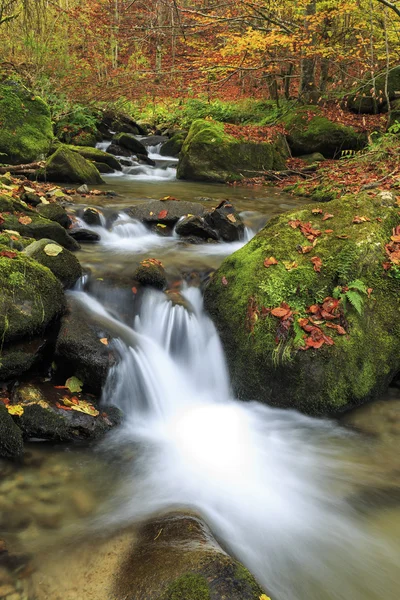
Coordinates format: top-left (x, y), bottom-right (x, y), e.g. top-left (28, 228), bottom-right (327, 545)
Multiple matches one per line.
top-left (72, 286), bottom-right (398, 600)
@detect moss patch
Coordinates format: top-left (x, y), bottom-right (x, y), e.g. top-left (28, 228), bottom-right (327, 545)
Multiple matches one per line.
top-left (65, 145), bottom-right (122, 171)
top-left (204, 191), bottom-right (400, 415)
top-left (161, 573), bottom-right (210, 600)
top-left (281, 106), bottom-right (367, 158)
top-left (43, 146), bottom-right (104, 184)
top-left (0, 80), bottom-right (53, 164)
top-left (177, 119), bottom-right (286, 182)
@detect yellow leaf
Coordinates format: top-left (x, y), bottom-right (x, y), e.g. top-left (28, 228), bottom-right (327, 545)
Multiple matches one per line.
top-left (4, 230), bottom-right (20, 237)
top-left (70, 400), bottom-right (99, 417)
top-left (227, 213), bottom-right (236, 223)
top-left (282, 260), bottom-right (298, 271)
top-left (44, 243), bottom-right (63, 257)
top-left (7, 404), bottom-right (24, 416)
top-left (99, 338), bottom-right (108, 345)
top-left (259, 595), bottom-right (271, 600)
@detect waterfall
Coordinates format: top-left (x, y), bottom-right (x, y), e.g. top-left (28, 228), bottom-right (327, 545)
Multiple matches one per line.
top-left (72, 286), bottom-right (398, 600)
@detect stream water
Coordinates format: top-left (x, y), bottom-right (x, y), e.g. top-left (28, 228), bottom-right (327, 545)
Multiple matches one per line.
top-left (1, 152), bottom-right (400, 600)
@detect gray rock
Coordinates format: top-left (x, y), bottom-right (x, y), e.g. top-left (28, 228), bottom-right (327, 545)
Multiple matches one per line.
top-left (77, 184), bottom-right (89, 194)
top-left (112, 133), bottom-right (147, 156)
top-left (204, 200), bottom-right (244, 241)
top-left (0, 405), bottom-right (23, 460)
top-left (175, 215), bottom-right (218, 240)
top-left (127, 200), bottom-right (206, 226)
top-left (36, 203), bottom-right (72, 229)
top-left (82, 207), bottom-right (103, 226)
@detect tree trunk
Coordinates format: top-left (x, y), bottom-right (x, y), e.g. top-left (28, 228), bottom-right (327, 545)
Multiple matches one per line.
top-left (300, 1), bottom-right (317, 102)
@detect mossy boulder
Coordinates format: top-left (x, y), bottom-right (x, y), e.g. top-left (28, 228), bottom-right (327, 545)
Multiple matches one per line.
top-left (112, 133), bottom-right (147, 156)
top-left (204, 191), bottom-right (400, 416)
top-left (281, 106), bottom-right (367, 158)
top-left (347, 66), bottom-right (400, 114)
top-left (177, 120), bottom-right (286, 183)
top-left (0, 249), bottom-right (64, 346)
top-left (43, 147), bottom-right (104, 184)
top-left (36, 203), bottom-right (72, 228)
top-left (133, 258), bottom-right (167, 290)
top-left (24, 239), bottom-right (82, 289)
top-left (0, 337), bottom-right (47, 381)
top-left (65, 145), bottom-right (122, 171)
top-left (114, 513), bottom-right (267, 600)
top-left (0, 195), bottom-right (79, 250)
top-left (0, 80), bottom-right (53, 164)
top-left (160, 133), bottom-right (186, 157)
top-left (0, 405), bottom-right (23, 459)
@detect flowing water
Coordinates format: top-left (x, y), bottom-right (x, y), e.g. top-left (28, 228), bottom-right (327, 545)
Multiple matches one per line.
top-left (2, 146), bottom-right (400, 600)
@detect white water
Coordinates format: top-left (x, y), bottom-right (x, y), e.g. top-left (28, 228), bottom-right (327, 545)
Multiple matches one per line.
top-left (72, 286), bottom-right (398, 600)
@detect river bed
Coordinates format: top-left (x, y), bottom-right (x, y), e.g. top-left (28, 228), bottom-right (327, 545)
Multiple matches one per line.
top-left (1, 161), bottom-right (400, 600)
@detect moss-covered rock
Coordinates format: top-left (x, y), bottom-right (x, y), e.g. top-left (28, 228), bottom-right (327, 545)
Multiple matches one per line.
top-left (177, 120), bottom-right (286, 182)
top-left (160, 133), bottom-right (186, 157)
top-left (281, 106), bottom-right (367, 158)
top-left (204, 191), bottom-right (400, 416)
top-left (0, 336), bottom-right (47, 381)
top-left (0, 196), bottom-right (79, 250)
top-left (133, 258), bottom-right (167, 290)
top-left (0, 248), bottom-right (64, 345)
top-left (388, 98), bottom-right (400, 129)
top-left (24, 239), bottom-right (82, 289)
top-left (347, 66), bottom-right (400, 114)
top-left (0, 404), bottom-right (23, 459)
top-left (36, 203), bottom-right (72, 228)
top-left (0, 80), bottom-right (53, 164)
top-left (112, 133), bottom-right (147, 155)
top-left (43, 147), bottom-right (104, 184)
top-left (65, 145), bottom-right (122, 171)
top-left (114, 513), bottom-right (267, 600)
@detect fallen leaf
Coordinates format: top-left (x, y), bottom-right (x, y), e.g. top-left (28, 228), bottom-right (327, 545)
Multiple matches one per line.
top-left (44, 243), bottom-right (63, 256)
top-left (158, 209), bottom-right (168, 219)
top-left (0, 250), bottom-right (17, 259)
top-left (264, 256), bottom-right (278, 267)
top-left (367, 287), bottom-right (373, 298)
top-left (227, 213), bottom-right (236, 223)
top-left (132, 286), bottom-right (137, 294)
top-left (311, 256), bottom-right (322, 272)
top-left (336, 234), bottom-right (349, 239)
top-left (7, 404), bottom-right (24, 416)
top-left (259, 595), bottom-right (272, 600)
top-left (298, 245), bottom-right (313, 254)
top-left (312, 208), bottom-right (323, 214)
top-left (18, 215), bottom-right (32, 225)
top-left (353, 215), bottom-right (371, 224)
top-left (383, 261), bottom-right (391, 271)
top-left (65, 376), bottom-right (83, 394)
top-left (322, 213), bottom-right (334, 221)
top-left (325, 323), bottom-right (347, 335)
top-left (324, 229), bottom-right (334, 234)
top-left (282, 260), bottom-right (298, 271)
top-left (100, 338), bottom-right (108, 345)
top-left (271, 306), bottom-right (292, 318)
top-left (221, 276), bottom-right (228, 286)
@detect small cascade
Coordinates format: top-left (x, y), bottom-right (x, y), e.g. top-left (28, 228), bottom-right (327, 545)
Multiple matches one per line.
top-left (72, 286), bottom-right (398, 600)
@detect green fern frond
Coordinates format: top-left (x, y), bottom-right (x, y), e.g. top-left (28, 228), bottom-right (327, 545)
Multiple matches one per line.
top-left (345, 290), bottom-right (364, 315)
top-left (333, 286), bottom-right (341, 300)
top-left (348, 279), bottom-right (367, 294)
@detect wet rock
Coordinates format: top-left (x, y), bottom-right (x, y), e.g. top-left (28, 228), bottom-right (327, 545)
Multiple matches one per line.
top-left (94, 161), bottom-right (115, 174)
top-left (204, 200), bottom-right (244, 242)
top-left (133, 258), bottom-right (167, 290)
top-left (69, 229), bottom-right (100, 243)
top-left (136, 154), bottom-right (156, 167)
top-left (36, 204), bottom-right (72, 229)
top-left (98, 110), bottom-right (146, 137)
top-left (175, 215), bottom-right (218, 240)
top-left (112, 133), bottom-right (147, 156)
top-left (160, 133), bottom-right (186, 157)
top-left (141, 135), bottom-right (167, 147)
top-left (106, 143), bottom-right (132, 158)
top-left (55, 296), bottom-right (117, 393)
top-left (0, 337), bottom-right (48, 381)
top-left (127, 199), bottom-right (206, 226)
top-left (19, 191), bottom-right (41, 206)
top-left (65, 145), bottom-right (122, 171)
top-left (114, 513), bottom-right (267, 600)
top-left (77, 184), bottom-right (89, 194)
top-left (24, 238), bottom-right (82, 289)
top-left (0, 405), bottom-right (23, 460)
top-left (82, 207), bottom-right (103, 227)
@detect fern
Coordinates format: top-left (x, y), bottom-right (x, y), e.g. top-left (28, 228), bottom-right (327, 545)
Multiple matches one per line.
top-left (345, 290), bottom-right (364, 315)
top-left (335, 245), bottom-right (359, 284)
top-left (348, 279), bottom-right (367, 294)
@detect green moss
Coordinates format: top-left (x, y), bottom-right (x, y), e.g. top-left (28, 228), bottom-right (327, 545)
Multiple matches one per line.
top-left (177, 119), bottom-right (286, 183)
top-left (160, 134), bottom-right (186, 157)
top-left (24, 239), bottom-right (82, 289)
top-left (43, 146), bottom-right (104, 184)
top-left (281, 106), bottom-right (367, 158)
top-left (65, 145), bottom-right (121, 171)
top-left (161, 573), bottom-right (210, 600)
top-left (0, 80), bottom-right (53, 164)
top-left (204, 192), bottom-right (400, 415)
top-left (0, 248), bottom-right (64, 344)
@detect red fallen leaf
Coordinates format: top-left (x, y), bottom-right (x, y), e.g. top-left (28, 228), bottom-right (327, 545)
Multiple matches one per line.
top-left (54, 385), bottom-right (67, 389)
top-left (158, 209), bottom-right (168, 219)
top-left (367, 288), bottom-right (373, 298)
top-left (55, 402), bottom-right (72, 411)
top-left (70, 396), bottom-right (80, 405)
top-left (391, 235), bottom-right (400, 242)
top-left (311, 256), bottom-right (322, 272)
top-left (0, 215), bottom-right (4, 225)
top-left (376, 217), bottom-right (382, 223)
top-left (353, 215), bottom-right (371, 224)
top-left (322, 334), bottom-right (335, 346)
top-left (132, 286), bottom-right (137, 294)
top-left (320, 309), bottom-right (338, 321)
top-left (324, 229), bottom-right (334, 234)
top-left (0, 250), bottom-right (17, 259)
top-left (18, 215), bottom-right (32, 225)
top-left (307, 305), bottom-right (320, 314)
top-left (288, 219), bottom-right (301, 229)
top-left (298, 318), bottom-right (309, 328)
top-left (305, 337), bottom-right (325, 349)
top-left (261, 306), bottom-right (270, 316)
top-left (312, 208), bottom-right (323, 214)
top-left (264, 256), bottom-right (278, 267)
top-left (298, 245), bottom-right (313, 254)
top-left (325, 323), bottom-right (347, 335)
top-left (221, 276), bottom-right (228, 286)
top-left (271, 306), bottom-right (292, 319)
top-left (322, 297), bottom-right (340, 313)
top-left (322, 213), bottom-right (334, 221)
top-left (0, 397), bottom-right (10, 406)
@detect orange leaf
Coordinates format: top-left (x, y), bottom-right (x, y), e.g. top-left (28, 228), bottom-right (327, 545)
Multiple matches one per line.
top-left (271, 306), bottom-right (291, 319)
top-left (311, 256), bottom-right (322, 272)
top-left (311, 208), bottom-right (323, 214)
top-left (221, 276), bottom-right (228, 286)
top-left (158, 210), bottom-right (168, 219)
top-left (324, 229), bottom-right (334, 234)
top-left (322, 213), bottom-right (334, 221)
top-left (264, 256), bottom-right (278, 267)
top-left (18, 216), bottom-right (32, 225)
top-left (100, 338), bottom-right (108, 345)
top-left (353, 215), bottom-right (371, 224)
